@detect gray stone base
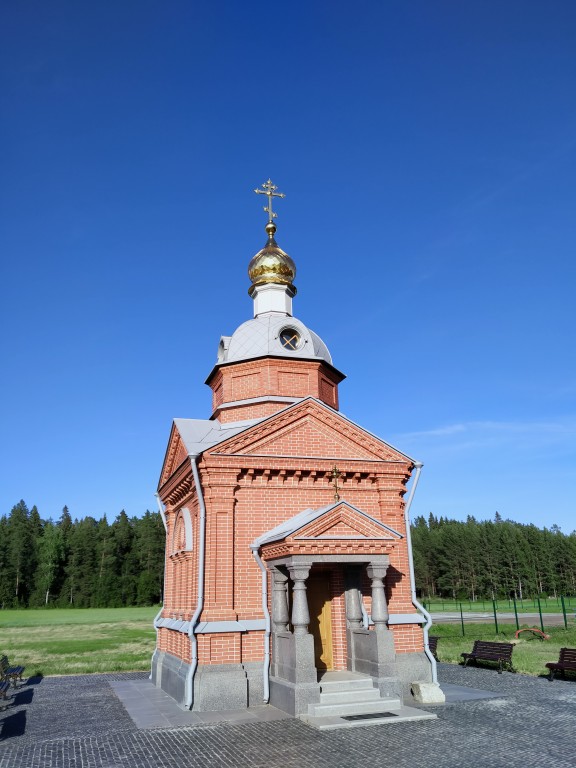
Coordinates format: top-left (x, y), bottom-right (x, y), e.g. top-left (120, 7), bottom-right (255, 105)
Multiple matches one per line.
top-left (395, 652), bottom-right (433, 700)
top-left (349, 628), bottom-right (398, 679)
top-left (151, 651), bottom-right (266, 711)
top-left (269, 676), bottom-right (321, 716)
top-left (150, 649), bottom-right (188, 707)
top-left (193, 664), bottom-right (248, 711)
top-left (371, 675), bottom-right (403, 700)
top-left (244, 661), bottom-right (266, 707)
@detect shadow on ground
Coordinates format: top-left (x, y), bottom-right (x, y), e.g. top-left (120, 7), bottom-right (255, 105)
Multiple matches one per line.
top-left (0, 709), bottom-right (26, 740)
top-left (11, 687), bottom-right (34, 707)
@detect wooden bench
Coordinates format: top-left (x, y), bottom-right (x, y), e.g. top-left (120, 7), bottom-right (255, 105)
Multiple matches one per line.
top-left (546, 648), bottom-right (576, 681)
top-left (461, 641), bottom-right (514, 674)
top-left (0, 679), bottom-right (11, 710)
top-left (428, 635), bottom-right (440, 661)
top-left (0, 655), bottom-right (25, 688)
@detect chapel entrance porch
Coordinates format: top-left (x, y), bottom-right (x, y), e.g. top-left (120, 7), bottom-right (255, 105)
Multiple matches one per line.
top-left (267, 554), bottom-right (401, 716)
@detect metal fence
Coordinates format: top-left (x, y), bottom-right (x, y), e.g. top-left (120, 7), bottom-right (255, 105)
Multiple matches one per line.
top-left (422, 595), bottom-right (576, 636)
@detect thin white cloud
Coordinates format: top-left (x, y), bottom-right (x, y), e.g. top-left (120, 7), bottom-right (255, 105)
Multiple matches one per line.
top-left (401, 423), bottom-right (468, 439)
top-left (397, 419), bottom-right (576, 443)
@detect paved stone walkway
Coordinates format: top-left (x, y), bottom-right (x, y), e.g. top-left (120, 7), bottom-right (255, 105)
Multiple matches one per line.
top-left (0, 665), bottom-right (575, 767)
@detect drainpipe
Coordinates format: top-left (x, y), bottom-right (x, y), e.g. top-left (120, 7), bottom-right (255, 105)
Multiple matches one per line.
top-left (184, 454), bottom-right (207, 710)
top-left (151, 494), bottom-right (168, 680)
top-left (250, 546), bottom-right (271, 703)
top-left (403, 462), bottom-right (438, 684)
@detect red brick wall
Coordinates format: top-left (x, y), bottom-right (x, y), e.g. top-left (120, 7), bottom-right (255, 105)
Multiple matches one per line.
top-left (208, 358), bottom-right (343, 422)
top-left (158, 400), bottom-right (425, 667)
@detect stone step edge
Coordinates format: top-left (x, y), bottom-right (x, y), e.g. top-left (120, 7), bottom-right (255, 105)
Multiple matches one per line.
top-left (301, 708), bottom-right (437, 731)
top-left (319, 689), bottom-right (382, 704)
top-left (308, 698), bottom-right (402, 717)
top-left (319, 679), bottom-right (376, 693)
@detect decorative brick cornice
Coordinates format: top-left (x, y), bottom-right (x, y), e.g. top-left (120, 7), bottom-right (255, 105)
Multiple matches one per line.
top-left (209, 399), bottom-right (412, 463)
top-left (261, 539), bottom-right (397, 560)
top-left (160, 460), bottom-right (200, 508)
top-left (158, 423), bottom-right (190, 489)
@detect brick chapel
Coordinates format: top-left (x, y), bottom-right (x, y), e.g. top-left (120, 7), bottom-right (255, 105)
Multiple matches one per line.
top-left (151, 181), bottom-right (442, 722)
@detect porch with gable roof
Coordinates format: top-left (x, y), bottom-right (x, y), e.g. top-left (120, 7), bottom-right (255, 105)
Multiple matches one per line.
top-left (251, 500), bottom-right (407, 716)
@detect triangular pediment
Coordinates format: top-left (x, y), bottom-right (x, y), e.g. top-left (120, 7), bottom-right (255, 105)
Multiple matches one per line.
top-left (253, 500), bottom-right (402, 548)
top-left (293, 502), bottom-right (401, 541)
top-left (210, 398), bottom-right (412, 463)
top-left (158, 423), bottom-right (189, 489)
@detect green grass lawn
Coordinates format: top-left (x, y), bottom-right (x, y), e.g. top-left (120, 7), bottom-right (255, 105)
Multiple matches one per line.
top-left (2, 608), bottom-right (574, 679)
top-left (431, 622), bottom-right (576, 676)
top-left (0, 607), bottom-right (159, 676)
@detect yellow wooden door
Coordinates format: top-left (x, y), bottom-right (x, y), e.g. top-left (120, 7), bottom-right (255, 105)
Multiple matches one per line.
top-left (308, 574), bottom-right (334, 670)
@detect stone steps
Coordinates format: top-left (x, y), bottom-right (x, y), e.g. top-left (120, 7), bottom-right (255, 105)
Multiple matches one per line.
top-left (307, 674), bottom-right (401, 718)
top-left (301, 672), bottom-right (437, 729)
top-left (318, 677), bottom-right (376, 693)
top-left (317, 688), bottom-right (381, 705)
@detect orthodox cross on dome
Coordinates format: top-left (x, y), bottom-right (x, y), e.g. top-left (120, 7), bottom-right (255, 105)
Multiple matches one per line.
top-left (254, 179), bottom-right (285, 223)
top-left (330, 466), bottom-right (342, 502)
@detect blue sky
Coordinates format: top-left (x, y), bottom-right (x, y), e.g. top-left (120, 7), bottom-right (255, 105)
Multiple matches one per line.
top-left (1, 2), bottom-right (574, 531)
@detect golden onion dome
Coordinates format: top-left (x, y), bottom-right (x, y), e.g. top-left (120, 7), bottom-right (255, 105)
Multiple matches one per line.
top-left (248, 221), bottom-right (296, 297)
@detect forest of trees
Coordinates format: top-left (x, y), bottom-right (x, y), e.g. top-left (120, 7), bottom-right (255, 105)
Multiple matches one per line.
top-left (412, 512), bottom-right (576, 600)
top-left (1, 501), bottom-right (575, 609)
top-left (0, 501), bottom-right (165, 608)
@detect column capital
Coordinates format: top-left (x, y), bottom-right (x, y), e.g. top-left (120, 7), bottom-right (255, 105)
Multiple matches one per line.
top-left (366, 563), bottom-right (388, 581)
top-left (272, 567), bottom-right (289, 584)
top-left (287, 563), bottom-right (311, 582)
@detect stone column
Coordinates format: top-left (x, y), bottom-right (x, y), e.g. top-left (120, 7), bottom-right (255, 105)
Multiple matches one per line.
top-left (344, 566), bottom-right (364, 673)
top-left (272, 568), bottom-right (290, 633)
top-left (362, 562), bottom-right (397, 694)
top-left (344, 568), bottom-right (364, 630)
top-left (366, 563), bottom-right (389, 630)
top-left (287, 564), bottom-right (311, 635)
top-left (270, 561), bottom-right (317, 704)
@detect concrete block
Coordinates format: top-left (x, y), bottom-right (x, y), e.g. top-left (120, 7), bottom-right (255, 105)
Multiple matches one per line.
top-left (411, 681), bottom-right (446, 704)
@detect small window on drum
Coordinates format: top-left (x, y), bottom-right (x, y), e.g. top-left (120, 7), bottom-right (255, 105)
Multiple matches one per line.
top-left (279, 327), bottom-right (301, 351)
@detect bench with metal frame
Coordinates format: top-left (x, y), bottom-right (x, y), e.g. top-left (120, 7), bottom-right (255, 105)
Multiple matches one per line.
top-left (546, 647), bottom-right (576, 681)
top-left (461, 640), bottom-right (514, 674)
top-left (0, 655), bottom-right (25, 688)
top-left (0, 678), bottom-right (10, 710)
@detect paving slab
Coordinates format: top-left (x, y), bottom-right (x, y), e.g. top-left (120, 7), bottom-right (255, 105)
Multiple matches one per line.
top-left (301, 703), bottom-right (437, 730)
top-left (110, 679), bottom-right (292, 729)
top-left (0, 665), bottom-right (575, 767)
top-left (439, 682), bottom-right (500, 704)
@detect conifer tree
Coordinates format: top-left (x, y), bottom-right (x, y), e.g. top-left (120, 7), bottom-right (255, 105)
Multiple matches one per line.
top-left (7, 500), bottom-right (35, 605)
top-left (63, 517), bottom-right (99, 606)
top-left (135, 511), bottom-right (165, 604)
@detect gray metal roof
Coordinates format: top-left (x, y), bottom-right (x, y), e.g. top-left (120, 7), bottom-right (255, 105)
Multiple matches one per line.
top-left (174, 416), bottom-right (264, 456)
top-left (251, 500), bottom-right (403, 549)
top-left (217, 314), bottom-right (332, 365)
